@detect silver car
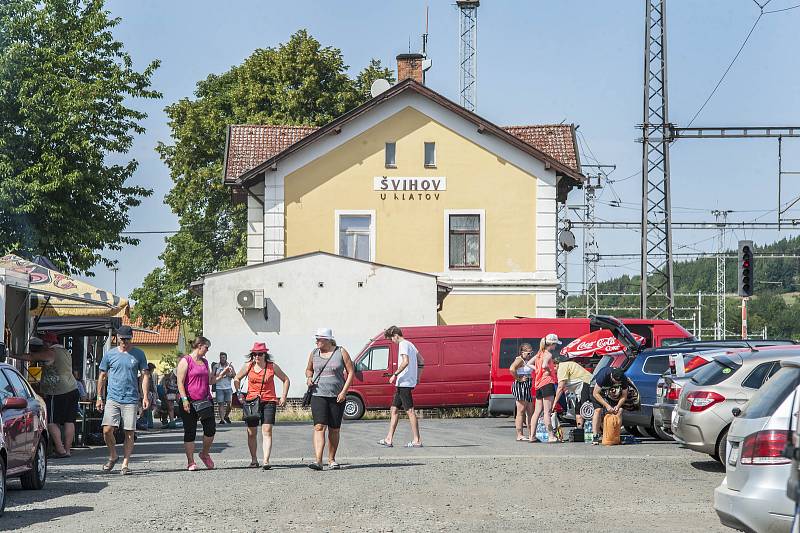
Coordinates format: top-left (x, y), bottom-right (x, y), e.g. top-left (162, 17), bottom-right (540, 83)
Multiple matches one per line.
top-left (714, 361), bottom-right (800, 533)
top-left (674, 347), bottom-right (800, 462)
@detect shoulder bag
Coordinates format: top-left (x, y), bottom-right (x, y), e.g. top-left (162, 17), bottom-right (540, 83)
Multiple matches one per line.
top-left (188, 357), bottom-right (215, 420)
top-left (241, 362), bottom-right (266, 424)
top-left (302, 348), bottom-right (337, 407)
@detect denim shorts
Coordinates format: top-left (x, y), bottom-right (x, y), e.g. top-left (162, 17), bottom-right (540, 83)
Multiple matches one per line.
top-left (216, 388), bottom-right (233, 403)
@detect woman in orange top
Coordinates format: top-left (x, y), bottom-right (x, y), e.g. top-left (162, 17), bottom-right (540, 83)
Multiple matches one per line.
top-left (530, 333), bottom-right (560, 443)
top-left (233, 342), bottom-right (290, 469)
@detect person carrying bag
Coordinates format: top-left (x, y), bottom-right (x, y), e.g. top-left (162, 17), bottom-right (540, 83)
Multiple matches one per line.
top-left (175, 336), bottom-right (218, 471)
top-left (233, 342), bottom-right (290, 469)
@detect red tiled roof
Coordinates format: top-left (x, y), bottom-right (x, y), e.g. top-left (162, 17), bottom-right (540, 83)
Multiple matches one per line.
top-left (122, 316), bottom-right (180, 345)
top-left (224, 123), bottom-right (579, 182)
top-left (224, 125), bottom-right (318, 184)
top-left (502, 125), bottom-right (579, 172)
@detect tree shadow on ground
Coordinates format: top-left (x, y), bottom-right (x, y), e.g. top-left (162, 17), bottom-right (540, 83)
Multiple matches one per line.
top-left (691, 459), bottom-right (725, 473)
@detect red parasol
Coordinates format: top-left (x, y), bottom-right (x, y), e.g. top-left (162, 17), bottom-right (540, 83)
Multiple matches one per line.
top-left (560, 329), bottom-right (645, 358)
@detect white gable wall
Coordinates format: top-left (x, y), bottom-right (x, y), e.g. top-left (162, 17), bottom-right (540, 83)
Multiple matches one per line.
top-left (202, 253), bottom-right (437, 395)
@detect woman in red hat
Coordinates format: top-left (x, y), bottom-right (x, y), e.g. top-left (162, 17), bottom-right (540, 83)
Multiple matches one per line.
top-left (233, 342), bottom-right (290, 469)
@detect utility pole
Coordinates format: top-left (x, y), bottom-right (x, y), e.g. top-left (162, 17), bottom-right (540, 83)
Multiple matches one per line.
top-left (584, 173), bottom-right (602, 316)
top-left (556, 201), bottom-right (571, 315)
top-left (640, 0), bottom-right (675, 320)
top-left (109, 266), bottom-right (119, 294)
top-left (712, 210), bottom-right (731, 339)
top-left (457, 0), bottom-right (479, 111)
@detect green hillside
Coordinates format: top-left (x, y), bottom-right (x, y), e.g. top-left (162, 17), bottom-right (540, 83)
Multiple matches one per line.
top-left (566, 236), bottom-right (800, 339)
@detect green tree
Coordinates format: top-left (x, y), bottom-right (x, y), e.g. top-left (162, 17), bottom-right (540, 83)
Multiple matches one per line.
top-left (132, 30), bottom-right (393, 331)
top-left (0, 0), bottom-right (160, 274)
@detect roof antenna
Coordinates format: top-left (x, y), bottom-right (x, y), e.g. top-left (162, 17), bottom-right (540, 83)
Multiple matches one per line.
top-left (420, 4), bottom-right (432, 83)
top-left (742, 338), bottom-right (758, 352)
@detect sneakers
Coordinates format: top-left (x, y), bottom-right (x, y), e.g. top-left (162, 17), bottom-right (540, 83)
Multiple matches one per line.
top-left (224, 416), bottom-right (232, 424)
top-left (218, 419), bottom-right (225, 425)
top-left (592, 434), bottom-right (602, 446)
top-left (308, 462), bottom-right (323, 471)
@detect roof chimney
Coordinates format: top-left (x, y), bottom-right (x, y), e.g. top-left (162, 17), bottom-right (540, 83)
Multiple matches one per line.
top-left (396, 53), bottom-right (425, 84)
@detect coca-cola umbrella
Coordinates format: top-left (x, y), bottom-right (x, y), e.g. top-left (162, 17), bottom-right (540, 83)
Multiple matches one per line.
top-left (560, 329), bottom-right (645, 358)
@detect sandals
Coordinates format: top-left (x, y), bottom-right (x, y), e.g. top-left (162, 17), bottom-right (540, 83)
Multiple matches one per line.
top-left (328, 461), bottom-right (341, 470)
top-left (516, 436), bottom-right (527, 442)
top-left (248, 461), bottom-right (260, 468)
top-left (377, 439), bottom-right (393, 448)
top-left (405, 442), bottom-right (423, 448)
top-left (262, 464), bottom-right (272, 470)
top-left (102, 457), bottom-right (118, 473)
top-left (199, 453), bottom-right (215, 470)
top-left (120, 466), bottom-right (132, 475)
top-left (308, 462), bottom-right (323, 471)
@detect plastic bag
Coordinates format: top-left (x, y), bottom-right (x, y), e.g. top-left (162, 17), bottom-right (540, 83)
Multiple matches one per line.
top-left (602, 413), bottom-right (622, 445)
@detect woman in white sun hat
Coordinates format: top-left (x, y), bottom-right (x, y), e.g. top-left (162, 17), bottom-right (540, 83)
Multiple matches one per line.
top-left (304, 328), bottom-right (354, 471)
top-left (530, 333), bottom-right (561, 443)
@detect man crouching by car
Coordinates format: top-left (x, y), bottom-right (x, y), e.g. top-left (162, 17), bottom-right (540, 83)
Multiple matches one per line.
top-left (590, 367), bottom-right (630, 445)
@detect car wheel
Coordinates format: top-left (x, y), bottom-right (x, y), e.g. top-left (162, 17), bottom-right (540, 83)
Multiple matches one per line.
top-left (343, 394), bottom-right (364, 420)
top-left (714, 427), bottom-right (729, 464)
top-left (637, 425), bottom-right (658, 439)
top-left (624, 425), bottom-right (643, 437)
top-left (653, 421), bottom-right (674, 441)
top-left (20, 438), bottom-right (47, 490)
top-left (0, 453), bottom-right (6, 517)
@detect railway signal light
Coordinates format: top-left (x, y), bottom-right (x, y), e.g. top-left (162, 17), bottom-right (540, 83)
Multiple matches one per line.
top-left (737, 240), bottom-right (754, 297)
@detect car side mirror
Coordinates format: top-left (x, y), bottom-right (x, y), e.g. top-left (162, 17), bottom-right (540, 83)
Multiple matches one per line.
top-left (2, 397), bottom-right (28, 410)
top-left (732, 407), bottom-right (741, 417)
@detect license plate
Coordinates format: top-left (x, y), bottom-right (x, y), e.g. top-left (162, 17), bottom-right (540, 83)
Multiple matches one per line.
top-left (728, 445), bottom-right (739, 466)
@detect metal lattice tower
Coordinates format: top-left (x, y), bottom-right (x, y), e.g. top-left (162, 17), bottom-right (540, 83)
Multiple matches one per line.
top-left (457, 0), bottom-right (479, 111)
top-left (640, 0), bottom-right (675, 319)
top-left (584, 175), bottom-right (601, 316)
top-left (712, 210), bottom-right (731, 339)
top-left (556, 201), bottom-right (569, 313)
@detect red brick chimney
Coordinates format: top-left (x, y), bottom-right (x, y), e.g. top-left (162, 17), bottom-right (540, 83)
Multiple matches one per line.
top-left (396, 53), bottom-right (425, 84)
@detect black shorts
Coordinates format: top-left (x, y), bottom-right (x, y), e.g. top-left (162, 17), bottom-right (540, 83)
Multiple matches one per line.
top-left (392, 387), bottom-right (415, 410)
top-left (535, 383), bottom-right (556, 399)
top-left (245, 401), bottom-right (277, 427)
top-left (46, 388), bottom-right (79, 425)
top-left (577, 383), bottom-right (591, 408)
top-left (311, 396), bottom-right (345, 429)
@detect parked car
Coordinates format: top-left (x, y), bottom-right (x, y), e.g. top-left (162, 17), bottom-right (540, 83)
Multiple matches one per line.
top-left (0, 362), bottom-right (48, 516)
top-left (653, 341), bottom-right (797, 438)
top-left (345, 324), bottom-right (494, 420)
top-left (714, 360), bottom-right (800, 533)
top-left (488, 315), bottom-right (692, 416)
top-left (673, 346), bottom-right (800, 462)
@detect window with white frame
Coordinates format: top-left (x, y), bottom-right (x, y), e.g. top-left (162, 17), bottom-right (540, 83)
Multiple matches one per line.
top-left (424, 142), bottom-right (436, 167)
top-left (385, 142), bottom-right (396, 167)
top-left (448, 214), bottom-right (480, 269)
top-left (338, 214), bottom-right (373, 261)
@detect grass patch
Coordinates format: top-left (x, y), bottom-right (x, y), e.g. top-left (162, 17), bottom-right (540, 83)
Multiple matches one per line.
top-left (228, 406), bottom-right (488, 423)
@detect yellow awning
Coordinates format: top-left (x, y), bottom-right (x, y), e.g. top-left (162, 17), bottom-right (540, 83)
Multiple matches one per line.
top-left (0, 255), bottom-right (129, 318)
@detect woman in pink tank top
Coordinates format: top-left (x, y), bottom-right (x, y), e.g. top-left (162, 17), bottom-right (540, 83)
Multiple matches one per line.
top-left (176, 336), bottom-right (218, 471)
top-left (529, 333), bottom-right (561, 443)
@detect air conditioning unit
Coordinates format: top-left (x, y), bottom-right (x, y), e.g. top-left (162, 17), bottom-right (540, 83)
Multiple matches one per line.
top-left (236, 289), bottom-right (264, 310)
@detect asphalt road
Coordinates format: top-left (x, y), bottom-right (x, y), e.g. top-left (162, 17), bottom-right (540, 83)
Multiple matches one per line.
top-left (3, 418), bottom-right (729, 532)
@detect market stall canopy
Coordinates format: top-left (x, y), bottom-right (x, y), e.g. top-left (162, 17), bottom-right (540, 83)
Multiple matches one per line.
top-left (560, 329), bottom-right (646, 358)
top-left (0, 255), bottom-right (129, 318)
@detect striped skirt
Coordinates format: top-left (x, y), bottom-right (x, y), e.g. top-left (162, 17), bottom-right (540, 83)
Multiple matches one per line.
top-left (512, 379), bottom-right (533, 402)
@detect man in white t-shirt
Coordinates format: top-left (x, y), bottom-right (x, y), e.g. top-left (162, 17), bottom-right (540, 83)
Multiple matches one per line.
top-left (212, 352), bottom-right (235, 424)
top-left (377, 326), bottom-right (423, 448)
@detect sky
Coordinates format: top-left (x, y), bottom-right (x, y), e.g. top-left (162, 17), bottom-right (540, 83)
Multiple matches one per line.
top-left (84, 0), bottom-right (800, 301)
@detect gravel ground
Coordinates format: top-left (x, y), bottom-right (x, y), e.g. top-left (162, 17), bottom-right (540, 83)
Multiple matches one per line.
top-left (2, 418), bottom-right (728, 532)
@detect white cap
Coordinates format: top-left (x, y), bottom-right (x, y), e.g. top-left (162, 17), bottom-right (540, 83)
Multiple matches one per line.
top-left (545, 333), bottom-right (561, 345)
top-left (315, 328), bottom-right (334, 340)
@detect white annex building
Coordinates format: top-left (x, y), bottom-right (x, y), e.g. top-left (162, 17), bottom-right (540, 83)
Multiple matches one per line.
top-left (194, 252), bottom-right (443, 392)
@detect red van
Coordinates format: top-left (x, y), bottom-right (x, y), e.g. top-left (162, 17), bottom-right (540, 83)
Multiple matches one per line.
top-left (344, 324), bottom-right (494, 420)
top-left (487, 317), bottom-right (693, 416)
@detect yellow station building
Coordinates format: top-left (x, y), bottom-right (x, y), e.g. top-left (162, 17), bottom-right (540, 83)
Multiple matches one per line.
top-left (222, 54), bottom-right (583, 324)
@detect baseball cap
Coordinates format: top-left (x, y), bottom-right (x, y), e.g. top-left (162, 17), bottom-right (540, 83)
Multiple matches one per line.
top-left (29, 337), bottom-right (44, 348)
top-left (314, 328), bottom-right (334, 340)
top-left (41, 332), bottom-right (58, 344)
top-left (544, 333), bottom-right (561, 345)
top-left (610, 368), bottom-right (626, 381)
top-left (116, 325), bottom-right (134, 340)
